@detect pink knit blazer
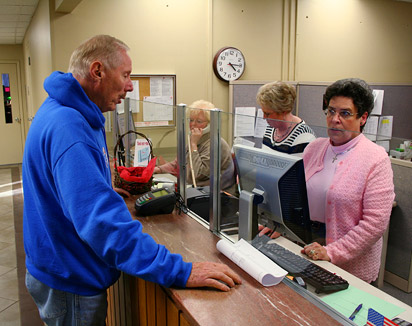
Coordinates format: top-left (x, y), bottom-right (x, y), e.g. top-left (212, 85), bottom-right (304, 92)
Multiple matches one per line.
top-left (303, 134), bottom-right (395, 283)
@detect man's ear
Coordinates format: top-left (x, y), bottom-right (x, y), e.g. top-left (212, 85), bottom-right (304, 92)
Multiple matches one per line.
top-left (90, 61), bottom-right (103, 80)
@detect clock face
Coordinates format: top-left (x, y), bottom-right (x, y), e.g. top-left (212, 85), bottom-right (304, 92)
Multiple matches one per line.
top-left (213, 47), bottom-right (245, 82)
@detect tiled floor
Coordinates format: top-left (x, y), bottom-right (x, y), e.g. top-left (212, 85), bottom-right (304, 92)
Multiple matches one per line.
top-left (0, 167), bottom-right (20, 326)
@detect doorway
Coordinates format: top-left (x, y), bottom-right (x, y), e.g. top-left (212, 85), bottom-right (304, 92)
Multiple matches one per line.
top-left (0, 63), bottom-right (24, 165)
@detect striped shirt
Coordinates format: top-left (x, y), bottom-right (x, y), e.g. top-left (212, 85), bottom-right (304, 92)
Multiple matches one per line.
top-left (262, 121), bottom-right (316, 154)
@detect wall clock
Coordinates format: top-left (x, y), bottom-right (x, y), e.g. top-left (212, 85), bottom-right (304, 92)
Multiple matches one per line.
top-left (212, 47), bottom-right (245, 82)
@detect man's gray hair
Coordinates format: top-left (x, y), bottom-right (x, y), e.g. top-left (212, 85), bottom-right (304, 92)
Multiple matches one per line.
top-left (68, 35), bottom-right (130, 79)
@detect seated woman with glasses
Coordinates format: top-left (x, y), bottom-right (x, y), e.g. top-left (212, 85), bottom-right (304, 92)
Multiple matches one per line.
top-left (154, 100), bottom-right (236, 191)
top-left (256, 81), bottom-right (316, 155)
top-left (299, 78), bottom-right (395, 283)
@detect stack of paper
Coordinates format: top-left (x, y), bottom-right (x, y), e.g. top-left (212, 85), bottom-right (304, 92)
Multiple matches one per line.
top-left (216, 239), bottom-right (287, 286)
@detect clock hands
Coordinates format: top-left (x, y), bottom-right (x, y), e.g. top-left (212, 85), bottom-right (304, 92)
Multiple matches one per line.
top-left (228, 62), bottom-right (237, 71)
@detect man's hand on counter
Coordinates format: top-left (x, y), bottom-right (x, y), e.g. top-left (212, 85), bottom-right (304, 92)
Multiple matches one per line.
top-left (186, 262), bottom-right (242, 292)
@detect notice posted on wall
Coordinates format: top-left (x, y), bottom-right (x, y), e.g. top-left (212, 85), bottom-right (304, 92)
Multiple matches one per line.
top-left (234, 107), bottom-right (256, 137)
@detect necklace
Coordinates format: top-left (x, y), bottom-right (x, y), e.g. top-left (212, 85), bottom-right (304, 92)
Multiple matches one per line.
top-left (274, 124), bottom-right (293, 141)
top-left (331, 146), bottom-right (353, 163)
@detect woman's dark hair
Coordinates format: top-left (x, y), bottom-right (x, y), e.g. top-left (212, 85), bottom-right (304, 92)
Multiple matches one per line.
top-left (323, 78), bottom-right (374, 131)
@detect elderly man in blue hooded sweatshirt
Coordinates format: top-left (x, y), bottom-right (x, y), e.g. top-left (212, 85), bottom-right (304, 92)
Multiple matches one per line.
top-left (23, 35), bottom-right (241, 326)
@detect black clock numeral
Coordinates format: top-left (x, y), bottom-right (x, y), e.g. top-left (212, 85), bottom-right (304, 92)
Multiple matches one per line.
top-left (219, 67), bottom-right (223, 72)
top-left (233, 73), bottom-right (236, 78)
top-left (238, 58), bottom-right (242, 63)
top-left (228, 74), bottom-right (232, 79)
top-left (237, 69), bottom-right (240, 73)
top-left (218, 61), bottom-right (222, 66)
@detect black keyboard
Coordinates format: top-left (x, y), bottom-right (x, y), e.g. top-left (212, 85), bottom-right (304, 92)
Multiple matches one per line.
top-left (252, 235), bottom-right (349, 294)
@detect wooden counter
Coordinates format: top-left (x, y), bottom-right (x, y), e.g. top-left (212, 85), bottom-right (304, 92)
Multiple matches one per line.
top-left (107, 194), bottom-right (342, 326)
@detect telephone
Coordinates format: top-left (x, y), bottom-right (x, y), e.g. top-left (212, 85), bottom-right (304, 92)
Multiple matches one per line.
top-left (189, 124), bottom-right (210, 135)
top-left (201, 124), bottom-right (210, 134)
top-left (135, 187), bottom-right (176, 216)
top-left (188, 124), bottom-right (210, 187)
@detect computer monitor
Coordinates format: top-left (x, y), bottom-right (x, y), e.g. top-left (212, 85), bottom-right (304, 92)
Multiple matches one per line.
top-left (233, 144), bottom-right (313, 244)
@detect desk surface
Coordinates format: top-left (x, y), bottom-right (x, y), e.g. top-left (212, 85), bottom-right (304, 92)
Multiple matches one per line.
top-left (274, 236), bottom-right (412, 322)
top-left (125, 195), bottom-right (412, 325)
top-left (125, 196), bottom-right (343, 326)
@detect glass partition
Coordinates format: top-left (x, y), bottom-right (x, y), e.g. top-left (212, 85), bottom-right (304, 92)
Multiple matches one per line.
top-left (108, 98), bottom-right (412, 290)
top-left (181, 104), bottom-right (234, 230)
top-left (106, 95), bottom-right (412, 310)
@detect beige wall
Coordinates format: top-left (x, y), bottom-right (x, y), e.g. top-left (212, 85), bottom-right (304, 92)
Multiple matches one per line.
top-left (296, 0), bottom-right (412, 83)
top-left (48, 0), bottom-right (285, 111)
top-left (212, 0), bottom-right (285, 129)
top-left (21, 0), bottom-right (412, 143)
top-left (0, 45), bottom-right (24, 61)
top-left (46, 0), bottom-right (287, 143)
top-left (23, 0), bottom-right (52, 125)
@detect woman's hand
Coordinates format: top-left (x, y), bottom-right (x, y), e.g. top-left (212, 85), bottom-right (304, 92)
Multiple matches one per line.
top-left (190, 127), bottom-right (203, 150)
top-left (301, 242), bottom-right (330, 261)
top-left (258, 225), bottom-right (281, 239)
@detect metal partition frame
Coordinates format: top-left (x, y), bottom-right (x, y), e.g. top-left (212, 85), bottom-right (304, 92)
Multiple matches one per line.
top-left (176, 104), bottom-right (187, 199)
top-left (209, 109), bottom-right (222, 232)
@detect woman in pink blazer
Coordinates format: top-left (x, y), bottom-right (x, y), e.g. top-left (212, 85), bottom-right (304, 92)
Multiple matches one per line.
top-left (301, 78), bottom-right (395, 283)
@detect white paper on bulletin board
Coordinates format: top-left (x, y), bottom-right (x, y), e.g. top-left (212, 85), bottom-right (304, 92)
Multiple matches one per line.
top-left (150, 77), bottom-right (174, 97)
top-left (377, 116), bottom-right (393, 141)
top-left (135, 121), bottom-right (169, 127)
top-left (143, 96), bottom-right (173, 122)
top-left (371, 89), bottom-right (384, 115)
top-left (254, 109), bottom-right (268, 138)
top-left (234, 107), bottom-right (256, 137)
top-left (126, 80), bottom-right (140, 113)
top-left (363, 116), bottom-right (379, 141)
top-left (116, 101), bottom-right (125, 114)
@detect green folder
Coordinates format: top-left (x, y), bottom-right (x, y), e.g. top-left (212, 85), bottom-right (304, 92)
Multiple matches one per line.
top-left (321, 285), bottom-right (405, 326)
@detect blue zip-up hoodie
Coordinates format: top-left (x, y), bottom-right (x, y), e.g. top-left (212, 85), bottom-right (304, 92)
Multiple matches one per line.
top-left (23, 71), bottom-right (192, 295)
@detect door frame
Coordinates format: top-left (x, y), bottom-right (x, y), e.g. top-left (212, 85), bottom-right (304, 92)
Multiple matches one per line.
top-left (1, 60), bottom-right (27, 154)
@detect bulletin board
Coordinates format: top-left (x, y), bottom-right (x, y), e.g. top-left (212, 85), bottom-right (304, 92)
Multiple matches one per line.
top-left (127, 74), bottom-right (176, 128)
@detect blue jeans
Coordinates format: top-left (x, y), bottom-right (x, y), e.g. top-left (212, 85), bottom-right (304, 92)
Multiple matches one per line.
top-left (25, 270), bottom-right (107, 326)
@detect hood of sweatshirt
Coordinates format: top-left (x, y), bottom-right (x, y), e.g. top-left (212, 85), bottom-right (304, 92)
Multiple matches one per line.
top-left (44, 71), bottom-right (105, 129)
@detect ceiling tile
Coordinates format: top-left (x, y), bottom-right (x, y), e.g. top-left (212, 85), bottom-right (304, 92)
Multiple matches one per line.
top-left (0, 0), bottom-right (39, 44)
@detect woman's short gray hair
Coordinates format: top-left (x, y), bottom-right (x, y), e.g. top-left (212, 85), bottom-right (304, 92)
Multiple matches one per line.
top-left (188, 100), bottom-right (215, 122)
top-left (68, 35), bottom-right (130, 79)
top-left (256, 81), bottom-right (296, 114)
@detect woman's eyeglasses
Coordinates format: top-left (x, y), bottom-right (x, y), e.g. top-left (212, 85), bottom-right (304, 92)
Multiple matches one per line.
top-left (323, 107), bottom-right (357, 120)
top-left (189, 119), bottom-right (208, 124)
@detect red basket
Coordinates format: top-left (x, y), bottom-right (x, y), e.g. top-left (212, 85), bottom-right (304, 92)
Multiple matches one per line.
top-left (113, 130), bottom-right (154, 195)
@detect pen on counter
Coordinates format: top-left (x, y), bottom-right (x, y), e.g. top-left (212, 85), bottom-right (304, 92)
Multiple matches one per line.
top-left (349, 303), bottom-right (363, 321)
